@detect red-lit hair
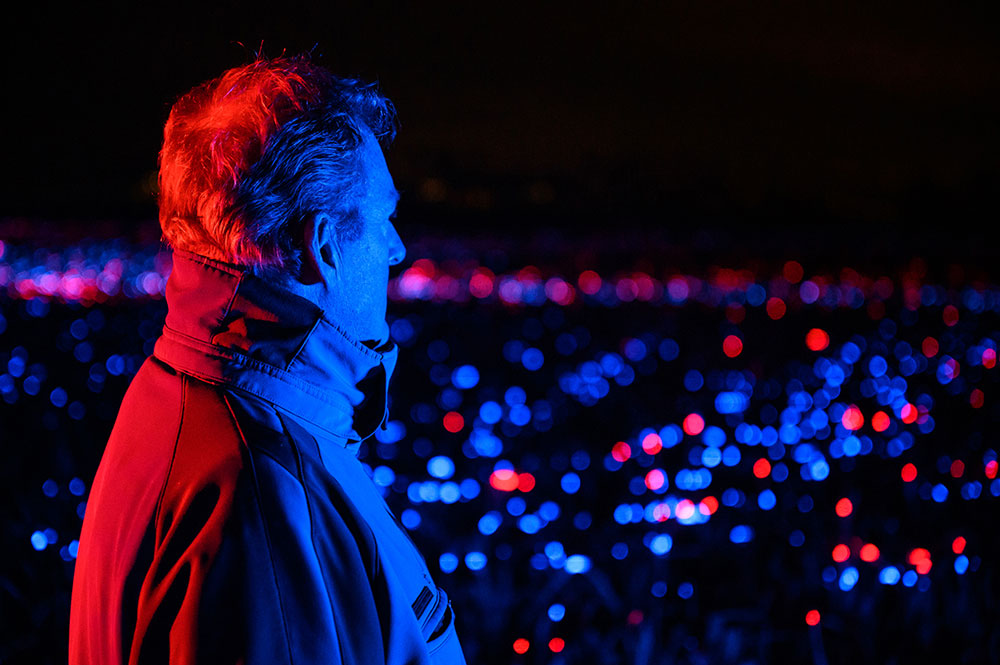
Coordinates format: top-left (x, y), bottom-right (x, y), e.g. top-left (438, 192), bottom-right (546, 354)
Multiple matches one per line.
top-left (157, 55), bottom-right (396, 280)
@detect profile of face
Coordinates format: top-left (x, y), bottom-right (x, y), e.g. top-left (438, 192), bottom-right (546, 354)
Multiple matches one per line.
top-left (304, 131), bottom-right (406, 346)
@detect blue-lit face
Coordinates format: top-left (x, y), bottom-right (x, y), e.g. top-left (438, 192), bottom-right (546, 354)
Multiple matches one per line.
top-left (317, 131), bottom-right (405, 345)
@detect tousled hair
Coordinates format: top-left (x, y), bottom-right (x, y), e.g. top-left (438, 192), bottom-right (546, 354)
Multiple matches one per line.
top-left (157, 54), bottom-right (396, 281)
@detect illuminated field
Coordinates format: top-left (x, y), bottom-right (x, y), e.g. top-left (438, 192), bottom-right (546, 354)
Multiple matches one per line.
top-left (2, 238), bottom-right (997, 664)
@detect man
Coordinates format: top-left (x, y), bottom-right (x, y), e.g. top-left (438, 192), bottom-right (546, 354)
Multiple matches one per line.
top-left (69, 55), bottom-right (467, 664)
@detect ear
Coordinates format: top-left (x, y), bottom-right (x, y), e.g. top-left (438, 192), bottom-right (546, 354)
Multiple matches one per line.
top-left (298, 213), bottom-right (341, 286)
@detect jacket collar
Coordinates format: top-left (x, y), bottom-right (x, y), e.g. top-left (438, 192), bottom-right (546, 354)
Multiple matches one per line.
top-left (153, 249), bottom-right (398, 454)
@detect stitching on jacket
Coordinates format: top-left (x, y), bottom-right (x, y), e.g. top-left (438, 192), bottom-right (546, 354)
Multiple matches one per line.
top-left (222, 393), bottom-right (295, 665)
top-left (315, 317), bottom-right (386, 361)
top-left (156, 333), bottom-right (365, 446)
top-left (218, 271), bottom-right (245, 325)
top-left (285, 317), bottom-right (322, 371)
top-left (127, 375), bottom-right (184, 662)
top-left (151, 374), bottom-right (186, 550)
top-left (282, 413), bottom-right (349, 665)
top-left (171, 249), bottom-right (246, 278)
top-left (159, 327), bottom-right (354, 408)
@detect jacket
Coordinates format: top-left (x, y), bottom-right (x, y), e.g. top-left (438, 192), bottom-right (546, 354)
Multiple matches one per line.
top-left (69, 249), bottom-right (467, 665)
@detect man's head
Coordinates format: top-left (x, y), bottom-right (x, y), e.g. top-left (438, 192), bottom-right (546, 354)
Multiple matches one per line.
top-left (158, 55), bottom-right (405, 343)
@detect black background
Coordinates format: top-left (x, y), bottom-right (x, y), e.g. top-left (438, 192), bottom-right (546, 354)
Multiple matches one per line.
top-left (3, 1), bottom-right (998, 254)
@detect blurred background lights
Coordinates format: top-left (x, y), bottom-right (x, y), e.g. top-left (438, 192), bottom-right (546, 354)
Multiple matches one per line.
top-left (439, 553), bottom-right (459, 574)
top-left (806, 328), bottom-right (830, 351)
top-left (649, 534), bottom-right (673, 555)
top-left (839, 566), bottom-right (859, 591)
top-left (548, 603), bottom-right (566, 622)
top-left (30, 531), bottom-right (47, 551)
top-left (427, 455), bottom-right (455, 479)
top-left (729, 525), bottom-right (754, 544)
top-left (683, 413), bottom-right (705, 436)
top-left (4, 238), bottom-right (1000, 661)
top-left (722, 335), bottom-right (743, 358)
top-left (564, 554), bottom-right (591, 574)
top-left (879, 566), bottom-right (901, 585)
top-left (465, 551), bottom-right (487, 570)
top-left (450, 365), bottom-right (479, 389)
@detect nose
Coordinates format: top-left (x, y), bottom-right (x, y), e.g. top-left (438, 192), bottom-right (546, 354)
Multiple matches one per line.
top-left (387, 221), bottom-right (406, 266)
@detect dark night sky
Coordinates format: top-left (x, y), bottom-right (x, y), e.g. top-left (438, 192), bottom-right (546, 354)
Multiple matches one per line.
top-left (3, 2), bottom-right (998, 243)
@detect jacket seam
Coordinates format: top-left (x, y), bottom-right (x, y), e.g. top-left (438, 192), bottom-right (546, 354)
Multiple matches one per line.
top-left (290, 422), bottom-right (349, 665)
top-left (224, 384), bottom-right (354, 446)
top-left (150, 374), bottom-right (186, 548)
top-left (158, 326), bottom-right (356, 410)
top-left (285, 317), bottom-right (322, 370)
top-left (170, 248), bottom-right (247, 278)
top-left (157, 335), bottom-right (366, 446)
top-left (218, 271), bottom-right (245, 325)
top-left (222, 392), bottom-right (295, 665)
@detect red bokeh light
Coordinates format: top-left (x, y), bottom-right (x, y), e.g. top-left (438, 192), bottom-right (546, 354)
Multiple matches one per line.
top-left (627, 609), bottom-right (644, 625)
top-left (943, 305), bottom-right (959, 327)
top-left (901, 463), bottom-right (917, 482)
top-left (922, 336), bottom-right (939, 357)
top-left (675, 499), bottom-right (696, 520)
top-left (544, 277), bottom-right (576, 305)
top-left (986, 460), bottom-right (998, 479)
top-left (766, 297), bottom-right (787, 320)
top-left (753, 458), bottom-right (772, 479)
top-left (443, 411), bottom-right (465, 433)
top-left (513, 639), bottom-right (530, 654)
top-left (835, 497), bottom-right (853, 518)
top-left (700, 495), bottom-right (719, 515)
top-left (900, 403), bottom-right (918, 424)
top-left (548, 638), bottom-right (565, 653)
top-left (490, 469), bottom-right (519, 492)
top-left (871, 411), bottom-right (890, 432)
top-left (683, 413), bottom-right (705, 436)
top-left (984, 348), bottom-right (997, 369)
top-left (970, 389), bottom-right (984, 409)
top-left (841, 406), bottom-right (864, 431)
top-left (806, 328), bottom-right (830, 351)
top-left (952, 537), bottom-right (967, 554)
top-left (860, 543), bottom-right (880, 562)
top-left (612, 441), bottom-right (632, 463)
top-left (645, 469), bottom-right (666, 491)
top-left (908, 548), bottom-right (932, 574)
top-left (641, 433), bottom-right (662, 455)
top-left (578, 270), bottom-right (602, 295)
top-left (950, 460), bottom-right (965, 478)
top-left (469, 268), bottom-right (495, 298)
top-left (517, 472), bottom-right (536, 492)
top-left (723, 335), bottom-right (744, 358)
top-left (783, 260), bottom-right (804, 283)
top-left (805, 610), bottom-right (821, 626)
top-left (832, 544), bottom-right (850, 562)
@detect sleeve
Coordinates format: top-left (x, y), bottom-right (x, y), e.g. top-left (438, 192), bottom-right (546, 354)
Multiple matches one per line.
top-left (126, 404), bottom-right (387, 663)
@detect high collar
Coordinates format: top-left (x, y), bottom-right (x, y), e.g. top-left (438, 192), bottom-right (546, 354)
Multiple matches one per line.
top-left (153, 249), bottom-right (398, 454)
